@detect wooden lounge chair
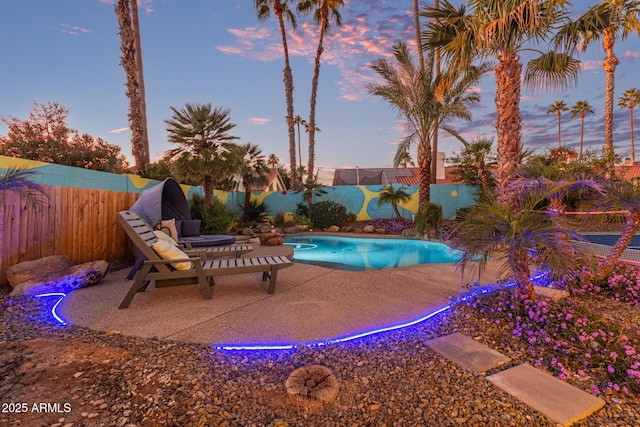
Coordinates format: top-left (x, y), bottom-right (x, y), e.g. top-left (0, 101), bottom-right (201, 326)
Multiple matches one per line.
top-left (117, 210), bottom-right (293, 308)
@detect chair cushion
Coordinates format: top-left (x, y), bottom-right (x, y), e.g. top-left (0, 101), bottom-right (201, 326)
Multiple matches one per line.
top-left (156, 219), bottom-right (179, 240)
top-left (152, 240), bottom-right (192, 271)
top-left (181, 219), bottom-right (202, 237)
top-left (154, 230), bottom-right (178, 246)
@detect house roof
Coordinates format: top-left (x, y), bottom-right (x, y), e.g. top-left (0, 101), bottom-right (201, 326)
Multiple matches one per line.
top-left (252, 170), bottom-right (285, 191)
top-left (616, 162), bottom-right (640, 180)
top-left (332, 167), bottom-right (462, 186)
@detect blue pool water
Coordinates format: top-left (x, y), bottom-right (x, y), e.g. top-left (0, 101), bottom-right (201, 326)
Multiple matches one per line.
top-left (283, 235), bottom-right (462, 271)
top-left (582, 234), bottom-right (640, 250)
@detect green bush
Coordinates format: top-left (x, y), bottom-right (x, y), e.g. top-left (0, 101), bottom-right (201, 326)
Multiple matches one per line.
top-left (291, 213), bottom-right (312, 226)
top-left (415, 202), bottom-right (443, 237)
top-left (188, 193), bottom-right (234, 234)
top-left (310, 200), bottom-right (350, 229)
top-left (240, 199), bottom-right (269, 223)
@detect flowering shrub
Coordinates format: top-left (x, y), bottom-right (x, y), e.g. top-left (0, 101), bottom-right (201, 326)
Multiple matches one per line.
top-left (310, 200), bottom-right (351, 229)
top-left (459, 266), bottom-right (640, 394)
top-left (368, 218), bottom-right (415, 233)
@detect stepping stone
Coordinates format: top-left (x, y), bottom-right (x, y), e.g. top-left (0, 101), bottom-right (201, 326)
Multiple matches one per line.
top-left (426, 332), bottom-right (511, 373)
top-left (487, 363), bottom-right (605, 426)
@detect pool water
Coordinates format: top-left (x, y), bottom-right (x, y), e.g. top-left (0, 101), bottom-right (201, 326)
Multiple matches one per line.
top-left (283, 235), bottom-right (462, 271)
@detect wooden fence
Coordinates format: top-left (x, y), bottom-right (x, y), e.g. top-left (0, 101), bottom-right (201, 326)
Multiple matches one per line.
top-left (1, 185), bottom-right (139, 286)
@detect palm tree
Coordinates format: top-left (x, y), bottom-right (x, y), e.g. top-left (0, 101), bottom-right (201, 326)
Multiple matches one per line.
top-left (267, 153), bottom-right (280, 170)
top-left (570, 100), bottom-right (595, 160)
top-left (297, 0), bottom-right (344, 183)
top-left (592, 178), bottom-right (640, 281)
top-left (255, 0), bottom-right (299, 185)
top-left (547, 100), bottom-right (569, 148)
top-left (164, 103), bottom-right (240, 207)
top-left (369, 40), bottom-right (486, 206)
top-left (423, 0), bottom-right (580, 193)
top-left (115, 0), bottom-right (149, 175)
top-left (397, 148), bottom-right (416, 168)
top-left (555, 1), bottom-right (640, 164)
top-left (449, 139), bottom-right (497, 197)
top-left (234, 143), bottom-right (269, 221)
top-left (0, 167), bottom-right (44, 206)
top-left (618, 88), bottom-right (640, 163)
top-left (377, 184), bottom-right (412, 220)
top-left (294, 179), bottom-right (327, 215)
top-left (445, 182), bottom-right (592, 299)
top-left (293, 115), bottom-right (307, 170)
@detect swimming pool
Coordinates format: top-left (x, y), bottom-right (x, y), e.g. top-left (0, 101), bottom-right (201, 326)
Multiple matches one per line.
top-left (582, 233), bottom-right (640, 250)
top-left (283, 235), bottom-right (461, 271)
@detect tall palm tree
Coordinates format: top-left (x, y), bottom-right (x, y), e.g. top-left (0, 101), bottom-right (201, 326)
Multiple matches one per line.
top-left (618, 88), bottom-right (640, 162)
top-left (423, 0), bottom-right (580, 193)
top-left (234, 143), bottom-right (269, 220)
top-left (293, 114), bottom-right (308, 170)
top-left (115, 0), bottom-right (149, 175)
top-left (449, 138), bottom-right (497, 197)
top-left (164, 103), bottom-right (240, 207)
top-left (369, 40), bottom-right (486, 206)
top-left (377, 184), bottom-right (412, 219)
top-left (267, 153), bottom-right (280, 170)
top-left (397, 148), bottom-right (416, 168)
top-left (570, 100), bottom-right (595, 160)
top-left (556, 0), bottom-right (640, 164)
top-left (255, 0), bottom-right (299, 185)
top-left (297, 0), bottom-right (343, 183)
top-left (547, 100), bottom-right (569, 148)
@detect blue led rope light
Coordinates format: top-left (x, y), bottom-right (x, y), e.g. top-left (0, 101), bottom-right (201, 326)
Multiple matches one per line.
top-left (33, 273), bottom-right (548, 351)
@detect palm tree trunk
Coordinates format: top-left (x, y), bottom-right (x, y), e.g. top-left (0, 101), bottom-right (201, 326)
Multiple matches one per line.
top-left (243, 180), bottom-right (251, 220)
top-left (417, 136), bottom-right (432, 207)
top-left (130, 0), bottom-right (150, 169)
top-left (413, 0), bottom-right (424, 71)
top-left (203, 175), bottom-right (214, 207)
top-left (308, 5), bottom-right (328, 183)
top-left (275, 5), bottom-right (298, 186)
top-left (631, 106), bottom-right (636, 163)
top-left (595, 213), bottom-right (640, 281)
top-left (495, 52), bottom-right (523, 194)
top-left (513, 250), bottom-right (535, 299)
top-left (393, 204), bottom-right (402, 220)
top-left (557, 112), bottom-right (561, 148)
top-left (602, 29), bottom-right (619, 164)
top-left (580, 112), bottom-right (585, 160)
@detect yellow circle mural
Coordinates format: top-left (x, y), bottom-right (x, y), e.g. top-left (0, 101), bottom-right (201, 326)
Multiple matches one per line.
top-left (451, 190), bottom-right (458, 197)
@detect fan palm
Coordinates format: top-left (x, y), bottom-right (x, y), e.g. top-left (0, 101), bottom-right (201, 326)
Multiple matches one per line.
top-left (446, 181), bottom-right (593, 299)
top-left (377, 184), bottom-right (412, 220)
top-left (555, 0), bottom-right (640, 164)
top-left (293, 115), bottom-right (307, 170)
top-left (369, 40), bottom-right (487, 206)
top-left (234, 143), bottom-right (269, 221)
top-left (164, 103), bottom-right (240, 206)
top-left (297, 0), bottom-right (344, 183)
top-left (267, 153), bottom-right (280, 171)
top-left (547, 100), bottom-right (569, 148)
top-left (618, 88), bottom-right (640, 162)
top-left (255, 0), bottom-right (299, 185)
top-left (570, 100), bottom-right (595, 160)
top-left (423, 0), bottom-right (580, 193)
top-left (449, 138), bottom-right (497, 197)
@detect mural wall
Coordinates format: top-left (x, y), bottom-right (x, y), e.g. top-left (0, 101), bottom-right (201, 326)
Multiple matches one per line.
top-left (1, 155), bottom-right (477, 221)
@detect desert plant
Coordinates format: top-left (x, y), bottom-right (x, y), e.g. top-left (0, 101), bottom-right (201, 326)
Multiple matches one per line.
top-left (415, 202), bottom-right (443, 237)
top-left (310, 200), bottom-right (350, 229)
top-left (188, 193), bottom-right (233, 234)
top-left (239, 199), bottom-right (269, 223)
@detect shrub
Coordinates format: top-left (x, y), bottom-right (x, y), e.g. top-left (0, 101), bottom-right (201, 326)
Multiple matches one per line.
top-left (188, 194), bottom-right (234, 234)
top-left (291, 213), bottom-right (312, 226)
top-left (239, 199), bottom-right (269, 223)
top-left (310, 200), bottom-right (350, 229)
top-left (415, 202), bottom-right (443, 237)
top-left (368, 218), bottom-right (415, 233)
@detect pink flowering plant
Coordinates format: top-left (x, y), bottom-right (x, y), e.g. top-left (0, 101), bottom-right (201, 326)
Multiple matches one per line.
top-left (458, 265), bottom-right (640, 395)
top-left (367, 218), bottom-right (415, 233)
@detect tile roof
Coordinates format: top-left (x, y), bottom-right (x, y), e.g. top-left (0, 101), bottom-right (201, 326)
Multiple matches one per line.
top-left (332, 167), bottom-right (462, 186)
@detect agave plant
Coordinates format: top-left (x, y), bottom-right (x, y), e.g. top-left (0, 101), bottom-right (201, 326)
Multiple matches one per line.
top-left (0, 167), bottom-right (45, 206)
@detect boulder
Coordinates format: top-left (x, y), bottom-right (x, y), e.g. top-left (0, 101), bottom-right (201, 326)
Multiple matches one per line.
top-left (341, 225), bottom-right (354, 233)
top-left (10, 260), bottom-right (109, 296)
top-left (283, 226), bottom-right (300, 234)
top-left (375, 228), bottom-right (387, 234)
top-left (363, 225), bottom-right (375, 233)
top-left (260, 232), bottom-right (284, 246)
top-left (255, 223), bottom-right (273, 233)
top-left (324, 225), bottom-right (340, 233)
top-left (401, 228), bottom-right (420, 239)
top-left (6, 255), bottom-right (74, 289)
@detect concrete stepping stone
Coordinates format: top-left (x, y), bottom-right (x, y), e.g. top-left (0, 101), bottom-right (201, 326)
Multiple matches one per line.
top-left (426, 332), bottom-right (511, 373)
top-left (487, 363), bottom-right (605, 426)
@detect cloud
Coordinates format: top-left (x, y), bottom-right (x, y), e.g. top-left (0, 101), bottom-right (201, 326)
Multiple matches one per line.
top-left (580, 60), bottom-right (601, 71)
top-left (622, 50), bottom-right (639, 62)
top-left (248, 117), bottom-right (271, 126)
top-left (58, 23), bottom-right (91, 36)
top-left (109, 127), bottom-right (130, 134)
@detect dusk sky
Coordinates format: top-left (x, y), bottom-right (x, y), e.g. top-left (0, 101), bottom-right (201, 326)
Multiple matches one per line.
top-left (2, 0), bottom-right (640, 174)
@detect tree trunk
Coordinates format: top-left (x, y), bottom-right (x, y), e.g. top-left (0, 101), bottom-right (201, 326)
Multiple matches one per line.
top-left (495, 52), bottom-right (522, 194)
top-left (557, 112), bottom-right (561, 148)
top-left (393, 204), bottom-right (402, 220)
top-left (417, 136), bottom-right (432, 207)
top-left (413, 0), bottom-right (424, 71)
top-left (243, 180), bottom-right (251, 220)
top-left (579, 112), bottom-right (585, 160)
top-left (595, 213), bottom-right (640, 281)
top-left (512, 250), bottom-right (535, 300)
top-left (631, 106), bottom-right (636, 163)
top-left (430, 0), bottom-right (440, 185)
top-left (275, 4), bottom-right (298, 186)
top-left (130, 0), bottom-right (150, 170)
top-left (602, 29), bottom-right (619, 164)
top-left (115, 0), bottom-right (146, 175)
top-left (203, 175), bottom-right (214, 207)
top-left (308, 5), bottom-right (328, 183)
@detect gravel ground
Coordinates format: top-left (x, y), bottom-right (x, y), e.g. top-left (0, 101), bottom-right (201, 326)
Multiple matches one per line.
top-left (1, 283), bottom-right (638, 427)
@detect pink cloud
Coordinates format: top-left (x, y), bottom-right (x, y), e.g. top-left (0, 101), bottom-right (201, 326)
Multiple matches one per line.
top-left (248, 117), bottom-right (271, 126)
top-left (109, 127), bottom-right (129, 134)
top-left (622, 50), bottom-right (639, 62)
top-left (58, 23), bottom-right (91, 36)
top-left (580, 60), bottom-right (601, 71)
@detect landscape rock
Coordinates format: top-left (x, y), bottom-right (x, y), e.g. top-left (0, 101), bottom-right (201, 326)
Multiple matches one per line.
top-left (283, 227), bottom-right (300, 234)
top-left (255, 223), bottom-right (273, 233)
top-left (401, 228), bottom-right (420, 239)
top-left (10, 260), bottom-right (109, 296)
top-left (375, 228), bottom-right (387, 234)
top-left (363, 225), bottom-right (375, 233)
top-left (341, 225), bottom-right (354, 232)
top-left (324, 225), bottom-right (340, 233)
top-left (260, 232), bottom-right (284, 246)
top-left (6, 255), bottom-right (75, 289)
top-left (285, 365), bottom-right (340, 403)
